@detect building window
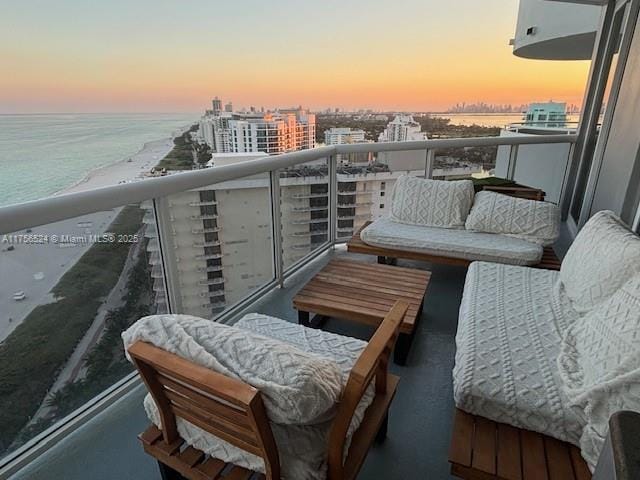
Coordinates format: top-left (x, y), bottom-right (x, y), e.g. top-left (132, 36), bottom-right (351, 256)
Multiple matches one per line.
top-left (380, 182), bottom-right (386, 189)
top-left (380, 191), bottom-right (385, 197)
top-left (380, 204), bottom-right (384, 209)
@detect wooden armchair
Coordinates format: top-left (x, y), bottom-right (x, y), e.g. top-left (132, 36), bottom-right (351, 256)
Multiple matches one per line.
top-left (128, 301), bottom-right (409, 480)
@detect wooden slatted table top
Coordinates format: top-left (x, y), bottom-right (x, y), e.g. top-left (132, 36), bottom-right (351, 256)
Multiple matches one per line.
top-left (449, 409), bottom-right (591, 480)
top-left (292, 259), bottom-right (431, 335)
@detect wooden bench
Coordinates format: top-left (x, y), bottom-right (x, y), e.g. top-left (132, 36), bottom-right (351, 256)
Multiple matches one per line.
top-left (293, 259), bottom-right (431, 365)
top-left (128, 301), bottom-right (409, 480)
top-left (347, 185), bottom-right (561, 271)
top-left (449, 409), bottom-right (591, 480)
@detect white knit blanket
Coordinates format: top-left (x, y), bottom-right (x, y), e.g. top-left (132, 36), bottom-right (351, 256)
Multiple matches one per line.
top-left (123, 313), bottom-right (374, 480)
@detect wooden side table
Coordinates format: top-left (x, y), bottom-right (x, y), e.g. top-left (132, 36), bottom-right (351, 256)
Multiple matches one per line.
top-left (292, 259), bottom-right (431, 365)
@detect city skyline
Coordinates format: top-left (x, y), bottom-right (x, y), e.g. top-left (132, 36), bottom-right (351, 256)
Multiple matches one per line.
top-left (0, 0), bottom-right (591, 114)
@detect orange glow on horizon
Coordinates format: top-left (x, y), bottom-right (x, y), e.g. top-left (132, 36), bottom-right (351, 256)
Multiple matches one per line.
top-left (0, 1), bottom-right (592, 113)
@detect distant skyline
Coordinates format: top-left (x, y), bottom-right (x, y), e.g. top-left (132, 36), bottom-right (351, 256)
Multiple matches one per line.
top-left (1, 0), bottom-right (591, 114)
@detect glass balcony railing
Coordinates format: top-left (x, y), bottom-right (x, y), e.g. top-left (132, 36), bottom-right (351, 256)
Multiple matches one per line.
top-left (0, 134), bottom-right (578, 474)
top-left (0, 204), bottom-right (165, 462)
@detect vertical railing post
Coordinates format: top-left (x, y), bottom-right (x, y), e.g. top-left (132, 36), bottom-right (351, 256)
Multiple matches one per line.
top-left (506, 144), bottom-right (519, 180)
top-left (559, 142), bottom-right (576, 219)
top-left (269, 170), bottom-right (284, 287)
top-left (328, 154), bottom-right (338, 245)
top-left (424, 149), bottom-right (435, 179)
top-left (152, 197), bottom-right (178, 314)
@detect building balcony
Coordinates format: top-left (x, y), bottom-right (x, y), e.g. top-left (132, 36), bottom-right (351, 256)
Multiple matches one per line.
top-left (188, 200), bottom-right (217, 207)
top-left (196, 265), bottom-right (224, 273)
top-left (194, 252), bottom-right (223, 260)
top-left (291, 206), bottom-right (328, 212)
top-left (198, 278), bottom-right (225, 286)
top-left (289, 229), bottom-right (329, 237)
top-left (193, 240), bottom-right (221, 247)
top-left (290, 218), bottom-right (329, 225)
top-left (146, 239), bottom-right (159, 252)
top-left (191, 227), bottom-right (220, 234)
top-left (150, 265), bottom-right (164, 279)
top-left (290, 192), bottom-right (328, 199)
top-left (189, 213), bottom-right (218, 220)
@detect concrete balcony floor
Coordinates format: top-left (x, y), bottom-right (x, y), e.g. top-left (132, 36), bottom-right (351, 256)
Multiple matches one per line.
top-left (10, 229), bottom-right (573, 480)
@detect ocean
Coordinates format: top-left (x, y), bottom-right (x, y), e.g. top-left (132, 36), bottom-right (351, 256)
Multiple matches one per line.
top-left (0, 112), bottom-right (580, 209)
top-left (431, 113), bottom-right (581, 128)
top-left (0, 113), bottom-right (196, 208)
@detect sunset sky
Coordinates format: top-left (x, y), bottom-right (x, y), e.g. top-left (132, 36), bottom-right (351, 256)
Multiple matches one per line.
top-left (0, 0), bottom-right (592, 113)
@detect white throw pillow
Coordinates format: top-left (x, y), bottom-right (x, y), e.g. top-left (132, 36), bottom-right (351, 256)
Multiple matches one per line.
top-left (465, 190), bottom-right (560, 246)
top-left (557, 273), bottom-right (640, 469)
top-left (122, 314), bottom-right (344, 425)
top-left (560, 210), bottom-right (640, 313)
top-left (389, 175), bottom-right (474, 228)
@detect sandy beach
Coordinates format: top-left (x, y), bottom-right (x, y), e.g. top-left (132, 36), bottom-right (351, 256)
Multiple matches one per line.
top-left (0, 134), bottom-right (177, 341)
top-left (60, 136), bottom-right (175, 195)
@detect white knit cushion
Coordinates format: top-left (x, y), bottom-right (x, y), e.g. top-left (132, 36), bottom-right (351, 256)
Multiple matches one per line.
top-left (557, 274), bottom-right (640, 469)
top-left (454, 262), bottom-right (584, 447)
top-left (135, 314), bottom-right (374, 480)
top-left (389, 175), bottom-right (474, 228)
top-left (361, 217), bottom-right (543, 265)
top-left (122, 314), bottom-right (344, 425)
top-left (560, 210), bottom-right (640, 313)
top-left (465, 191), bottom-right (560, 246)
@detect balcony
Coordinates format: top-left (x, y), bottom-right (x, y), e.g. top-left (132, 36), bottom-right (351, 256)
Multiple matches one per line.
top-left (0, 134), bottom-right (584, 480)
top-left (188, 200), bottom-right (217, 207)
top-left (291, 206), bottom-right (328, 212)
top-left (289, 218), bottom-right (329, 225)
top-left (197, 278), bottom-right (225, 286)
top-left (192, 240), bottom-right (221, 247)
top-left (194, 252), bottom-right (223, 260)
top-left (189, 213), bottom-right (218, 220)
top-left (196, 265), bottom-right (224, 273)
top-left (191, 227), bottom-right (220, 234)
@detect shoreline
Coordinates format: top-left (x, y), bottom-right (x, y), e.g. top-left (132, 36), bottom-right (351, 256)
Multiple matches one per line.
top-left (0, 125), bottom-right (190, 342)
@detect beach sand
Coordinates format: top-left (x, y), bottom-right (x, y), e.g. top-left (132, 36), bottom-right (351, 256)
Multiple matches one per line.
top-left (0, 135), bottom-right (177, 341)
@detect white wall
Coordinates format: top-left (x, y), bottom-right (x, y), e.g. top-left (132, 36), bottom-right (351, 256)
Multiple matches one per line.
top-left (513, 0), bottom-right (602, 59)
top-left (496, 130), bottom-right (572, 203)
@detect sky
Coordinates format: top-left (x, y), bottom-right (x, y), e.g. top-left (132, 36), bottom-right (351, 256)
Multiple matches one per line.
top-left (0, 0), bottom-right (592, 113)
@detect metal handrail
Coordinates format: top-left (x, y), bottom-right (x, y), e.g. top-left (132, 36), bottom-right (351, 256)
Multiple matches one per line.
top-left (0, 135), bottom-right (576, 234)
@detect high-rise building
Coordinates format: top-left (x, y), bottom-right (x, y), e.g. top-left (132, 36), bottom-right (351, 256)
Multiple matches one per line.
top-left (378, 115), bottom-right (427, 142)
top-left (377, 115), bottom-right (428, 170)
top-left (199, 106), bottom-right (316, 154)
top-left (143, 154), bottom-right (421, 319)
top-left (324, 127), bottom-right (371, 165)
top-left (211, 97), bottom-right (223, 115)
top-left (224, 102), bottom-right (233, 112)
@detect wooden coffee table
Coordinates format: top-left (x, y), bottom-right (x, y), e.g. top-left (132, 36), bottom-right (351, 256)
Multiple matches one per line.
top-left (293, 259), bottom-right (431, 365)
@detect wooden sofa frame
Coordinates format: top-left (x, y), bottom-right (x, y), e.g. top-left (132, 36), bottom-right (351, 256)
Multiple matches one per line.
top-left (449, 409), bottom-right (591, 480)
top-left (128, 301), bottom-right (409, 480)
top-left (347, 185), bottom-right (562, 271)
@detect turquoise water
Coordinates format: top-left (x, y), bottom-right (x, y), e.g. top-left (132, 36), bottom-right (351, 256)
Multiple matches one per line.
top-left (0, 113), bottom-right (196, 207)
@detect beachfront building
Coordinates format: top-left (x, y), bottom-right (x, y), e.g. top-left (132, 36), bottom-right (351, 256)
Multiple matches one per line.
top-left (143, 153), bottom-right (426, 318)
top-left (211, 97), bottom-right (223, 115)
top-left (377, 114), bottom-right (429, 170)
top-left (523, 101), bottom-right (568, 127)
top-left (199, 107), bottom-right (316, 155)
top-left (323, 127), bottom-right (372, 165)
top-left (378, 114), bottom-right (427, 143)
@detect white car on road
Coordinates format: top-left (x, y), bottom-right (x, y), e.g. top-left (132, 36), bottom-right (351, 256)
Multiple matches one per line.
top-left (13, 291), bottom-right (26, 301)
